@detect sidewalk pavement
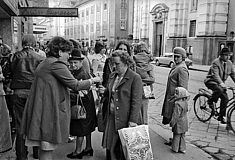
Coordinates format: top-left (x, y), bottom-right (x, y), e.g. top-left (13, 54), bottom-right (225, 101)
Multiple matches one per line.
top-left (190, 64), bottom-right (210, 72)
top-left (0, 127), bottom-right (214, 160)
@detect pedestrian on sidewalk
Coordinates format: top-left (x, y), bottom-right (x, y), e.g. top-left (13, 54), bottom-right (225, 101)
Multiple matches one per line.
top-left (20, 36), bottom-right (101, 160)
top-left (66, 48), bottom-right (97, 159)
top-left (99, 50), bottom-right (142, 160)
top-left (161, 47), bottom-right (189, 145)
top-left (10, 34), bottom-right (45, 160)
top-left (133, 41), bottom-right (155, 124)
top-left (0, 65), bottom-right (12, 153)
top-left (204, 47), bottom-right (235, 124)
top-left (170, 87), bottom-right (190, 153)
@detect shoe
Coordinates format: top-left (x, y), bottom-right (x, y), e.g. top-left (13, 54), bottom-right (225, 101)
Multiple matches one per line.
top-left (207, 100), bottom-right (214, 108)
top-left (67, 152), bottom-right (83, 159)
top-left (80, 149), bottom-right (94, 156)
top-left (179, 150), bottom-right (186, 154)
top-left (218, 117), bottom-right (227, 124)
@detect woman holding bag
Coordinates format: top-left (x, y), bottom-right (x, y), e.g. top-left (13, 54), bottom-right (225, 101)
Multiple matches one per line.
top-left (99, 50), bottom-right (143, 160)
top-left (66, 48), bottom-right (97, 159)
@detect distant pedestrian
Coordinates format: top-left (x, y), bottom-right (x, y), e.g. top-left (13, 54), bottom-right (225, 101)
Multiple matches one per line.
top-left (0, 65), bottom-right (12, 153)
top-left (133, 41), bottom-right (155, 124)
top-left (170, 87), bottom-right (190, 153)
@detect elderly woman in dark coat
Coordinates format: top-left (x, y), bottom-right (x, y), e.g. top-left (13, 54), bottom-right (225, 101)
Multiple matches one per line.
top-left (20, 36), bottom-right (101, 160)
top-left (66, 49), bottom-right (97, 159)
top-left (99, 50), bottom-right (143, 160)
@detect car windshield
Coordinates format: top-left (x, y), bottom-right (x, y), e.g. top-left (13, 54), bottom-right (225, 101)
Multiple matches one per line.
top-left (163, 53), bottom-right (173, 57)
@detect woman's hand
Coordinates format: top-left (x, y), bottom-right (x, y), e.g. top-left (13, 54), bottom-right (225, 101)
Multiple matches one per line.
top-left (90, 77), bottom-right (102, 84)
top-left (128, 121), bottom-right (137, 127)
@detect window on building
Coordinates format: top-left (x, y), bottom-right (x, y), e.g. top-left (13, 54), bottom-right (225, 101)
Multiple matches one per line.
top-left (82, 11), bottom-right (84, 17)
top-left (104, 3), bottom-right (107, 10)
top-left (90, 24), bottom-right (94, 32)
top-left (121, 0), bottom-right (127, 9)
top-left (96, 4), bottom-right (101, 12)
top-left (91, 5), bottom-right (95, 14)
top-left (191, 0), bottom-right (198, 11)
top-left (189, 20), bottom-right (196, 37)
top-left (86, 8), bottom-right (89, 16)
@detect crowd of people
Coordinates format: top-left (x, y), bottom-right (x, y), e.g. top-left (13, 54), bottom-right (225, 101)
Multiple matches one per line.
top-left (2, 33), bottom-right (233, 160)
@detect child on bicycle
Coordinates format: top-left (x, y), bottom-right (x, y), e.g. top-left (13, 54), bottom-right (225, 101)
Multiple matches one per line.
top-left (204, 47), bottom-right (235, 124)
top-left (170, 87), bottom-right (190, 153)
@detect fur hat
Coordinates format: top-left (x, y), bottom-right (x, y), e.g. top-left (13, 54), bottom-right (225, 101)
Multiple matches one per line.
top-left (173, 47), bottom-right (187, 58)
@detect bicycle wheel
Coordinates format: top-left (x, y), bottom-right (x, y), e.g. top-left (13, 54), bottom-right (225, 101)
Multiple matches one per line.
top-left (194, 94), bottom-right (214, 122)
top-left (228, 107), bottom-right (235, 134)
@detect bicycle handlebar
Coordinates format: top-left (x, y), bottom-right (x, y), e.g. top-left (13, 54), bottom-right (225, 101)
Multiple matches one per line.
top-left (226, 87), bottom-right (235, 90)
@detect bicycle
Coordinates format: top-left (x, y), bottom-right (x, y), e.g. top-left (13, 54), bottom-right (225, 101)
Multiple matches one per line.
top-left (193, 87), bottom-right (235, 134)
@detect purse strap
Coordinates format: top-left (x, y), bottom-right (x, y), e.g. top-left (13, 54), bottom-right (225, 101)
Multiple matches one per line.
top-left (77, 91), bottom-right (85, 108)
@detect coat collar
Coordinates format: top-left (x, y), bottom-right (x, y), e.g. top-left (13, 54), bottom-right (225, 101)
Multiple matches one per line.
top-left (109, 68), bottom-right (131, 88)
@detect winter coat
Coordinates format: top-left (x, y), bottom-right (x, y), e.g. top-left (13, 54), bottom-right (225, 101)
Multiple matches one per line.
top-left (161, 61), bottom-right (189, 124)
top-left (170, 100), bottom-right (188, 134)
top-left (103, 68), bottom-right (143, 130)
top-left (21, 57), bottom-right (91, 144)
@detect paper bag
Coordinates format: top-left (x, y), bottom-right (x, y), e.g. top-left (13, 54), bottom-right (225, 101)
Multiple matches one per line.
top-left (118, 125), bottom-right (154, 160)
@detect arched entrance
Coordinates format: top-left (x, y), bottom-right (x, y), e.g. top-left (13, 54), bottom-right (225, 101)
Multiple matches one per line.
top-left (150, 3), bottom-right (169, 57)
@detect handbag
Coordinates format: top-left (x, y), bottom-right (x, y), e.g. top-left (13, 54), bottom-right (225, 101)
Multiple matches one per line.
top-left (143, 85), bottom-right (151, 98)
top-left (96, 96), bottom-right (107, 132)
top-left (71, 93), bottom-right (86, 120)
top-left (118, 125), bottom-right (154, 160)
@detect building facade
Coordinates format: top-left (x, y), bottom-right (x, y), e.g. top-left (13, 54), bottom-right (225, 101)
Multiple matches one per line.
top-left (64, 0), bottom-right (134, 48)
top-left (133, 0), bottom-right (230, 65)
top-left (0, 0), bottom-right (33, 51)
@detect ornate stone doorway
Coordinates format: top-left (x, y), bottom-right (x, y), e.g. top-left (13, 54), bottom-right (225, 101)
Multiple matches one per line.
top-left (150, 3), bottom-right (169, 57)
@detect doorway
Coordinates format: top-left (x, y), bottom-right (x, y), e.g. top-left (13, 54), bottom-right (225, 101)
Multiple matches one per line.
top-left (153, 21), bottom-right (163, 57)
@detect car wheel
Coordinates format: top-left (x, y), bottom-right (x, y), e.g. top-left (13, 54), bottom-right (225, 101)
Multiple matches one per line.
top-left (155, 60), bottom-right (160, 66)
top-left (169, 62), bottom-right (174, 68)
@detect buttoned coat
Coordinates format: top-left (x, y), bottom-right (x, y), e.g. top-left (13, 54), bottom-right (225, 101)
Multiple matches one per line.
top-left (103, 68), bottom-right (143, 131)
top-left (161, 61), bottom-right (189, 124)
top-left (21, 57), bottom-right (91, 144)
top-left (204, 58), bottom-right (235, 85)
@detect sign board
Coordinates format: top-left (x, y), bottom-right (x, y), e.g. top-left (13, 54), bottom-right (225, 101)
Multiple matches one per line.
top-left (19, 7), bottom-right (78, 17)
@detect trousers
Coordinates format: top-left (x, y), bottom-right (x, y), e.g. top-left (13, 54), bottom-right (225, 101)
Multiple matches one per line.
top-left (205, 82), bottom-right (228, 117)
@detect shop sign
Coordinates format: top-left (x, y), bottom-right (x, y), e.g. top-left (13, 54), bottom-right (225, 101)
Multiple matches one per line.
top-left (19, 7), bottom-right (78, 17)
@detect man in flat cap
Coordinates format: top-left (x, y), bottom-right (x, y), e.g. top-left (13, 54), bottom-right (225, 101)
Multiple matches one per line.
top-left (204, 47), bottom-right (235, 124)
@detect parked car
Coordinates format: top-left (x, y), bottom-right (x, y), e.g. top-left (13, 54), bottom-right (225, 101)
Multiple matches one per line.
top-left (153, 52), bottom-right (193, 68)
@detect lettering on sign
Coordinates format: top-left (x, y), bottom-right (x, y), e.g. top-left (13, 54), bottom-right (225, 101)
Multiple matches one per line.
top-left (19, 7), bottom-right (78, 17)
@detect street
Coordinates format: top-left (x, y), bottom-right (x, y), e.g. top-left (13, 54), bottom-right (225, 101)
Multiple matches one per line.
top-left (149, 65), bottom-right (235, 160)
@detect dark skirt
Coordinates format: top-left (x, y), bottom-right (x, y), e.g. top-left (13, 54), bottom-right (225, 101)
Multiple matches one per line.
top-left (70, 92), bottom-right (97, 136)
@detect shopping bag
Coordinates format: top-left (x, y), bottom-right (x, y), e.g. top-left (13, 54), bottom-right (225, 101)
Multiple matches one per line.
top-left (143, 85), bottom-right (151, 98)
top-left (118, 125), bottom-right (154, 160)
